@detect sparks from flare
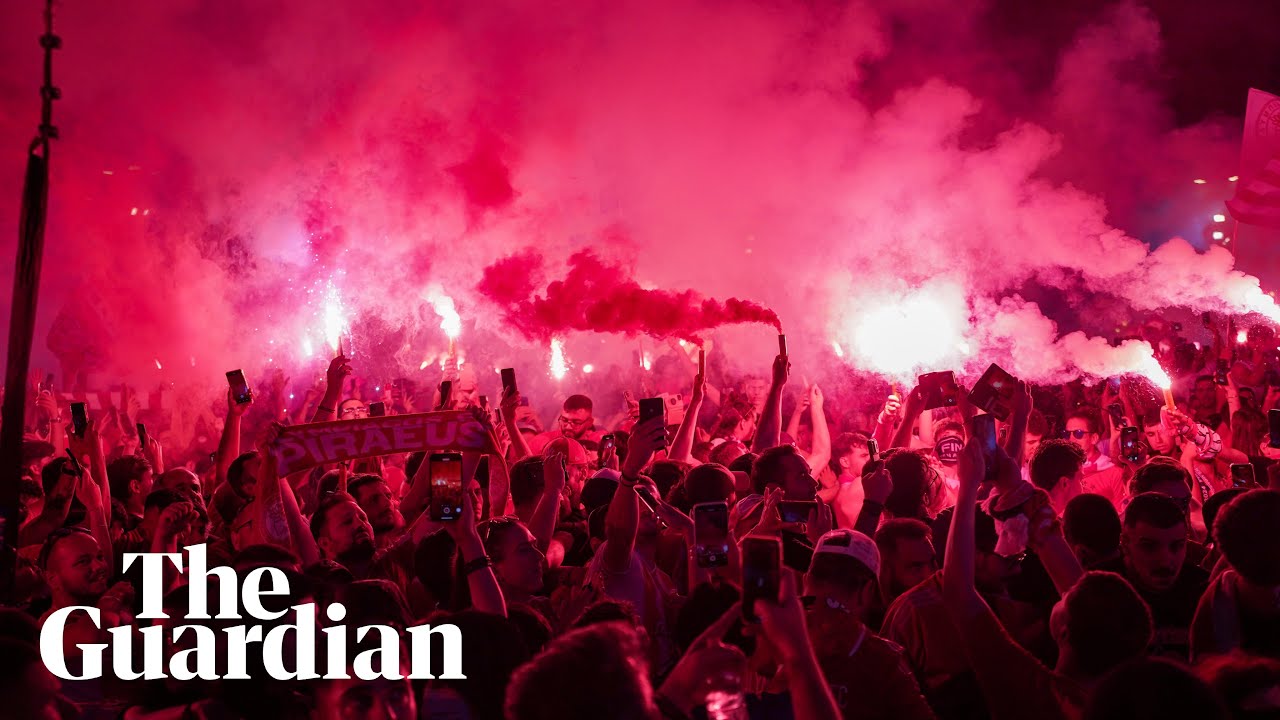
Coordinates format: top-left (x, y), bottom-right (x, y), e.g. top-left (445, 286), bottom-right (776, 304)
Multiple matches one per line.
top-left (428, 290), bottom-right (462, 340)
top-left (550, 338), bottom-right (568, 380)
top-left (322, 283), bottom-right (348, 352)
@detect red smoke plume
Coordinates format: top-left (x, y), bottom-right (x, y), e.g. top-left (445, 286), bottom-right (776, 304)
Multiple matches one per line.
top-left (479, 250), bottom-right (780, 343)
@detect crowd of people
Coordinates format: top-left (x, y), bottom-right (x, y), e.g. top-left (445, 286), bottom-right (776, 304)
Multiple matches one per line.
top-left (6, 312), bottom-right (1280, 720)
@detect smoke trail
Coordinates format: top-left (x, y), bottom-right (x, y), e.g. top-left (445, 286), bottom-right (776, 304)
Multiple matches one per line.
top-left (478, 249), bottom-right (780, 344)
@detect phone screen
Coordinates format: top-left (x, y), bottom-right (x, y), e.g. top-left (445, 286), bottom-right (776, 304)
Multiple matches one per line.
top-left (71, 402), bottom-right (88, 438)
top-left (742, 537), bottom-right (781, 623)
top-left (919, 371), bottom-right (959, 410)
top-left (1215, 358), bottom-right (1230, 386)
top-left (226, 370), bottom-right (252, 404)
top-left (429, 453), bottom-right (465, 521)
top-left (635, 485), bottom-right (658, 512)
top-left (867, 438), bottom-right (879, 463)
top-left (136, 422), bottom-right (148, 448)
top-left (1270, 410), bottom-right (1280, 449)
top-left (693, 502), bottom-right (730, 568)
top-left (969, 414), bottom-right (998, 474)
top-left (368, 402), bottom-right (386, 417)
top-left (777, 500), bottom-right (816, 524)
top-left (439, 381), bottom-right (453, 410)
top-left (639, 397), bottom-right (666, 426)
top-left (1230, 463), bottom-right (1256, 488)
top-left (1106, 402), bottom-right (1126, 425)
top-left (1121, 427), bottom-right (1142, 462)
top-left (501, 368), bottom-right (517, 396)
top-left (969, 364), bottom-right (1016, 421)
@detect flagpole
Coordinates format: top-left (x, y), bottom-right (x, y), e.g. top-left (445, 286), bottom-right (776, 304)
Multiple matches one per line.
top-left (1, 0), bottom-right (59, 603)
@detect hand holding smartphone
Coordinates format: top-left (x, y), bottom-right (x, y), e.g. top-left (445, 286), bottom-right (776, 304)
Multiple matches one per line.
top-left (70, 402), bottom-right (88, 438)
top-left (428, 452), bottom-right (465, 521)
top-left (741, 536), bottom-right (781, 623)
top-left (693, 502), bottom-right (730, 568)
top-left (918, 371), bottom-right (960, 410)
top-left (226, 370), bottom-right (253, 405)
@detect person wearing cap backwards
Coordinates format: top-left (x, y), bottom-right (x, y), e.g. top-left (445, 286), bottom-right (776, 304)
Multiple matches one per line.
top-left (791, 528), bottom-right (934, 720)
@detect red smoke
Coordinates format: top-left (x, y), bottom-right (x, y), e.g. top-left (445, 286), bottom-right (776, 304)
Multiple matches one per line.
top-left (479, 250), bottom-right (780, 343)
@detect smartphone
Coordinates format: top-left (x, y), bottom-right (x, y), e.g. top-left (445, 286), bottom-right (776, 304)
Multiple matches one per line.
top-left (226, 370), bottom-right (253, 405)
top-left (639, 397), bottom-right (666, 426)
top-left (867, 438), bottom-right (879, 463)
top-left (741, 537), bottom-right (781, 623)
top-left (1106, 402), bottom-right (1126, 426)
top-left (438, 380), bottom-right (454, 410)
top-left (500, 368), bottom-right (517, 397)
top-left (777, 500), bottom-right (817, 524)
top-left (368, 401), bottom-right (386, 417)
top-left (918, 371), bottom-right (960, 410)
top-left (1120, 426), bottom-right (1143, 463)
top-left (969, 414), bottom-right (998, 478)
top-left (1270, 409), bottom-right (1280, 449)
top-left (635, 484), bottom-right (659, 512)
top-left (601, 433), bottom-right (616, 452)
top-left (479, 395), bottom-right (490, 413)
top-left (70, 402), bottom-right (88, 438)
top-left (693, 502), bottom-right (730, 568)
top-left (428, 452), bottom-right (465, 521)
top-left (136, 422), bottom-right (148, 449)
top-left (968, 364), bottom-right (1017, 421)
top-left (1230, 463), bottom-right (1256, 489)
top-left (778, 334), bottom-right (788, 357)
top-left (42, 373), bottom-right (54, 393)
top-left (1214, 358), bottom-right (1230, 386)
top-left (63, 448), bottom-right (84, 477)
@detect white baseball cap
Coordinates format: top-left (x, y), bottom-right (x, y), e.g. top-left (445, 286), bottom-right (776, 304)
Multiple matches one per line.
top-left (814, 529), bottom-right (880, 576)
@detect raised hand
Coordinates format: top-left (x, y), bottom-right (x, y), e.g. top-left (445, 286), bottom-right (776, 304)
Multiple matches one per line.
top-left (756, 572), bottom-right (811, 662)
top-left (809, 384), bottom-right (824, 411)
top-left (325, 352), bottom-right (353, 393)
top-left (622, 417), bottom-right (668, 478)
top-left (771, 354), bottom-right (790, 387)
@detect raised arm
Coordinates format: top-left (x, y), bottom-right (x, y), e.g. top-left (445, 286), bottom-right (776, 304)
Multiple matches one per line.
top-left (529, 452), bottom-right (567, 553)
top-left (447, 470), bottom-right (507, 618)
top-left (499, 387), bottom-right (533, 462)
top-left (752, 354), bottom-right (788, 452)
top-left (669, 361), bottom-right (706, 464)
top-left (759, 572), bottom-right (841, 720)
top-left (309, 352), bottom-right (351, 423)
top-left (890, 386), bottom-right (926, 450)
top-left (871, 393), bottom-right (902, 450)
top-left (1002, 381), bottom-right (1033, 467)
top-left (67, 416), bottom-right (110, 530)
top-left (216, 389), bottom-right (250, 490)
top-left (942, 439), bottom-right (986, 621)
top-left (805, 385), bottom-right (831, 474)
top-left (606, 417), bottom-right (665, 572)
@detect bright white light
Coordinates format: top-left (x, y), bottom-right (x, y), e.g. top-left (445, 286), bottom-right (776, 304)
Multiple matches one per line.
top-left (1193, 179), bottom-right (1207, 184)
top-left (302, 338), bottom-right (315, 358)
top-left (420, 359), bottom-right (431, 370)
top-left (831, 341), bottom-right (844, 358)
top-left (428, 291), bottom-right (462, 340)
top-left (154, 358), bottom-right (162, 370)
top-left (1213, 214), bottom-right (1226, 222)
top-left (131, 207), bottom-right (138, 216)
top-left (640, 353), bottom-right (652, 371)
top-left (1134, 353), bottom-right (1171, 389)
top-left (1238, 330), bottom-right (1249, 344)
top-left (1228, 176), bottom-right (1239, 182)
top-left (322, 284), bottom-right (347, 352)
top-left (550, 339), bottom-right (568, 380)
top-left (847, 283), bottom-right (969, 379)
top-left (583, 364), bottom-right (595, 374)
top-left (1213, 231), bottom-right (1225, 240)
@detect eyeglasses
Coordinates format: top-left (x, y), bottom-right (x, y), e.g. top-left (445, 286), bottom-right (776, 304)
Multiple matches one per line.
top-left (1062, 430), bottom-right (1090, 440)
top-left (558, 416), bottom-right (590, 427)
top-left (340, 406), bottom-right (369, 418)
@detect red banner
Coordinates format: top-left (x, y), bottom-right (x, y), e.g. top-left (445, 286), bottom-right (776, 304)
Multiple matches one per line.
top-left (272, 410), bottom-right (498, 476)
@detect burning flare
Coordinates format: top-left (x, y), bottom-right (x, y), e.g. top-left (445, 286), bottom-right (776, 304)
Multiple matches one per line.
top-left (549, 338), bottom-right (568, 380)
